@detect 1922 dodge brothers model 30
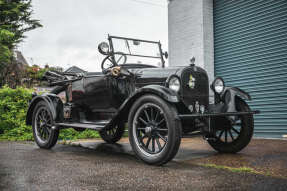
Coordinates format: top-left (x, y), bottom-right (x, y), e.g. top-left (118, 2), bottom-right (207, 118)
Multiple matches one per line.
top-left (26, 35), bottom-right (259, 165)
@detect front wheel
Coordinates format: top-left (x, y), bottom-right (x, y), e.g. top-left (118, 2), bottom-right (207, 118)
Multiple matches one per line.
top-left (208, 97), bottom-right (254, 153)
top-left (32, 101), bottom-right (59, 149)
top-left (128, 95), bottom-right (182, 165)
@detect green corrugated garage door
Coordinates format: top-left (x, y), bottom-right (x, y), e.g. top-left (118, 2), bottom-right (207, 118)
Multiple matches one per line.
top-left (214, 0), bottom-right (287, 138)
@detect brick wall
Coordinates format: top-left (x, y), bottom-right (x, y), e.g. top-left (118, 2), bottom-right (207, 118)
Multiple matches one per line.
top-left (168, 0), bottom-right (214, 82)
top-left (168, 0), bottom-right (214, 102)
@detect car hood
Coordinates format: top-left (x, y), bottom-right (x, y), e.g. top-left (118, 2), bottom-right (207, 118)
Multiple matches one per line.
top-left (129, 67), bottom-right (184, 87)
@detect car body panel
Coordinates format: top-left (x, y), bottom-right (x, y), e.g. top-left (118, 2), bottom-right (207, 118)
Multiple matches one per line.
top-left (27, 36), bottom-right (259, 135)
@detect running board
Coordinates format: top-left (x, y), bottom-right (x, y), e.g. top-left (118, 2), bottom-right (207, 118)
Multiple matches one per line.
top-left (55, 121), bottom-right (108, 131)
top-left (182, 131), bottom-right (202, 138)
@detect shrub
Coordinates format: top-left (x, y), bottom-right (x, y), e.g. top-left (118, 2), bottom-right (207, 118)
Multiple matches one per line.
top-left (59, 129), bottom-right (100, 141)
top-left (0, 86), bottom-right (101, 141)
top-left (0, 86), bottom-right (32, 139)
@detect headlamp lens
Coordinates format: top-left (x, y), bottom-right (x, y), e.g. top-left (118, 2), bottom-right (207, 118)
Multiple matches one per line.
top-left (214, 78), bottom-right (224, 93)
top-left (168, 77), bottom-right (180, 92)
top-left (98, 42), bottom-right (109, 54)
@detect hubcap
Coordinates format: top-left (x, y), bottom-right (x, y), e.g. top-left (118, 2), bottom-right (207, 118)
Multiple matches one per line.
top-left (145, 126), bottom-right (152, 135)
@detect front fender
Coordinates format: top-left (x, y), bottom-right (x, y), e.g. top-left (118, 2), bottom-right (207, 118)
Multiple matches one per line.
top-left (120, 85), bottom-right (180, 113)
top-left (134, 85), bottom-right (180, 103)
top-left (226, 87), bottom-right (251, 101)
top-left (105, 85), bottom-right (179, 128)
top-left (26, 93), bottom-right (63, 125)
top-left (223, 87), bottom-right (251, 113)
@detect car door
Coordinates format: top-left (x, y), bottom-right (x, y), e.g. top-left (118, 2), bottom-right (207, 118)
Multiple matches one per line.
top-left (82, 74), bottom-right (115, 112)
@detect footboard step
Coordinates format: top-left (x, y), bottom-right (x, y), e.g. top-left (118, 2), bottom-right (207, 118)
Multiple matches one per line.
top-left (55, 122), bottom-right (107, 130)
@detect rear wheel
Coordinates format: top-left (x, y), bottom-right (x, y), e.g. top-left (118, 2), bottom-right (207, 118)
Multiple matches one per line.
top-left (208, 98), bottom-right (254, 153)
top-left (32, 101), bottom-right (59, 149)
top-left (128, 95), bottom-right (182, 165)
top-left (99, 122), bottom-right (125, 143)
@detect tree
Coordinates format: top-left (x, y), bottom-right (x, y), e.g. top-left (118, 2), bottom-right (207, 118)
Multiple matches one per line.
top-left (0, 29), bottom-right (14, 76)
top-left (0, 0), bottom-right (42, 87)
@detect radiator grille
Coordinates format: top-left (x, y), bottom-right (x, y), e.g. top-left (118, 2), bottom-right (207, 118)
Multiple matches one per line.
top-left (180, 68), bottom-right (209, 111)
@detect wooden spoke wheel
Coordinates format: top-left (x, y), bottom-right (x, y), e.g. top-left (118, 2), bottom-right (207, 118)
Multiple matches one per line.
top-left (32, 101), bottom-right (59, 149)
top-left (128, 95), bottom-right (182, 165)
top-left (99, 123), bottom-right (125, 144)
top-left (208, 98), bottom-right (254, 153)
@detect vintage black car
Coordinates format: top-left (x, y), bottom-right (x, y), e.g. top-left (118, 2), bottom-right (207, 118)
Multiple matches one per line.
top-left (26, 35), bottom-right (259, 165)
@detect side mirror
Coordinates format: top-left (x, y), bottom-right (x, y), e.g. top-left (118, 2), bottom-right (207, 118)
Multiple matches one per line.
top-left (98, 42), bottom-right (110, 55)
top-left (163, 51), bottom-right (168, 59)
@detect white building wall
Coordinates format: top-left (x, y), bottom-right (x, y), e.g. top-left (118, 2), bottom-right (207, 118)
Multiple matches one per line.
top-left (168, 0), bottom-right (214, 82)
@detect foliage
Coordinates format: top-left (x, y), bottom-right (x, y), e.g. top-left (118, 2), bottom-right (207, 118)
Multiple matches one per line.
top-left (0, 0), bottom-right (42, 86)
top-left (26, 65), bottom-right (62, 81)
top-left (25, 64), bottom-right (47, 81)
top-left (0, 29), bottom-right (14, 80)
top-left (23, 64), bottom-right (64, 87)
top-left (59, 129), bottom-right (100, 141)
top-left (0, 85), bottom-right (32, 140)
top-left (0, 86), bottom-right (100, 141)
top-left (0, 0), bottom-right (42, 46)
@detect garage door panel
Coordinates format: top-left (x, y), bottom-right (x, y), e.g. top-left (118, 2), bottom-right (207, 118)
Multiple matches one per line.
top-left (215, 52), bottom-right (287, 66)
top-left (215, 6), bottom-right (287, 34)
top-left (215, 0), bottom-right (287, 27)
top-left (222, 69), bottom-right (287, 82)
top-left (214, 0), bottom-right (287, 138)
top-left (216, 44), bottom-right (287, 62)
top-left (226, 75), bottom-right (286, 87)
top-left (216, 62), bottom-right (287, 77)
top-left (247, 86), bottom-right (287, 94)
top-left (216, 34), bottom-right (287, 56)
top-left (215, 0), bottom-right (272, 19)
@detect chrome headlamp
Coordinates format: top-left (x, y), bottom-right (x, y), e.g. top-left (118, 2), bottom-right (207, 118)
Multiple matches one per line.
top-left (98, 42), bottom-right (110, 55)
top-left (211, 77), bottom-right (225, 94)
top-left (168, 76), bottom-right (180, 92)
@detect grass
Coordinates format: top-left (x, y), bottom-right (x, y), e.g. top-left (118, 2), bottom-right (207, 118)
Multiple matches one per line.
top-left (199, 163), bottom-right (287, 178)
top-left (201, 163), bottom-right (257, 174)
top-left (200, 163), bottom-right (287, 179)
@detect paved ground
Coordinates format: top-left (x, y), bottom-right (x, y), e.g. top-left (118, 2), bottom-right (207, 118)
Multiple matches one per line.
top-left (0, 138), bottom-right (287, 191)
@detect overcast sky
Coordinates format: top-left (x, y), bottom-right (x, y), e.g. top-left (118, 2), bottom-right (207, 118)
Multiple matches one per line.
top-left (18, 0), bottom-right (168, 72)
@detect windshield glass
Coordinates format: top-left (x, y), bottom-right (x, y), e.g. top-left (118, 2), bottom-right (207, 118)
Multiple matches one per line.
top-left (110, 36), bottom-right (164, 67)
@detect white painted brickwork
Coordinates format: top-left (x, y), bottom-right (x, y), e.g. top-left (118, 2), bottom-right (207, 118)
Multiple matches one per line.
top-left (168, 0), bottom-right (214, 82)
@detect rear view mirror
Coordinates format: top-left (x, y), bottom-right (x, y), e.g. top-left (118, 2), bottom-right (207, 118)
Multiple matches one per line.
top-left (133, 40), bottom-right (140, 46)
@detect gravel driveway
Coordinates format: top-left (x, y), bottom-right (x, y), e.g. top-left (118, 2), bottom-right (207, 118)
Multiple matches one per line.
top-left (0, 138), bottom-right (286, 191)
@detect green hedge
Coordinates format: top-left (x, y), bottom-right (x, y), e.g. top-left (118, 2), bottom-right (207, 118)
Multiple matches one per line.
top-left (0, 86), bottom-right (100, 141)
top-left (0, 86), bottom-right (33, 140)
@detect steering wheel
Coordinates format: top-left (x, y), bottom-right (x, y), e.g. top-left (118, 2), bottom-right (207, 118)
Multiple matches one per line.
top-left (101, 52), bottom-right (127, 72)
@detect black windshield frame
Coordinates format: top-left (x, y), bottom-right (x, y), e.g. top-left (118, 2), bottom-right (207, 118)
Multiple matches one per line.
top-left (108, 35), bottom-right (165, 68)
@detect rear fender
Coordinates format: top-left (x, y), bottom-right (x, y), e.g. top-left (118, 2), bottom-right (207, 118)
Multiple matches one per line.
top-left (26, 93), bottom-right (63, 125)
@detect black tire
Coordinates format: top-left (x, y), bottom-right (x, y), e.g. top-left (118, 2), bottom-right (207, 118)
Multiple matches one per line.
top-left (128, 94), bottom-right (182, 165)
top-left (99, 122), bottom-right (125, 143)
top-left (208, 97), bottom-right (254, 153)
top-left (32, 101), bottom-right (59, 149)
